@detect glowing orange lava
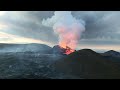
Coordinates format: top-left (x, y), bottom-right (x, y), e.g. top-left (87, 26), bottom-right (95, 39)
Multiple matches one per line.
top-left (57, 28), bottom-right (79, 55)
top-left (65, 48), bottom-right (75, 55)
top-left (59, 45), bottom-right (75, 55)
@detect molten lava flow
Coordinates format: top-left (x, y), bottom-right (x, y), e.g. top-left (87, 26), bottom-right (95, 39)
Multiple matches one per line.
top-left (60, 45), bottom-right (75, 55)
top-left (65, 46), bottom-right (75, 55)
top-left (58, 31), bottom-right (77, 55)
top-left (58, 29), bottom-right (78, 55)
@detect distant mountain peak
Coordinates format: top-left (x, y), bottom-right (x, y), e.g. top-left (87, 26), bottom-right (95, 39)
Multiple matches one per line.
top-left (107, 50), bottom-right (119, 52)
top-left (103, 50), bottom-right (120, 57)
top-left (105, 50), bottom-right (120, 54)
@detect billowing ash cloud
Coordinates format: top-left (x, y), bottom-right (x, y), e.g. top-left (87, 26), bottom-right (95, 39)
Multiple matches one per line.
top-left (42, 11), bottom-right (85, 49)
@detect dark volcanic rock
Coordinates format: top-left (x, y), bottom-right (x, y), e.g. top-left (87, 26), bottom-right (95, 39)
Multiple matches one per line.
top-left (52, 45), bottom-right (75, 55)
top-left (52, 45), bottom-right (66, 55)
top-left (54, 49), bottom-right (120, 79)
top-left (0, 52), bottom-right (65, 79)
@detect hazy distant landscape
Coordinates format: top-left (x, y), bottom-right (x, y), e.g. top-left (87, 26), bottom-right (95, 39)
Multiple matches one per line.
top-left (0, 43), bottom-right (120, 79)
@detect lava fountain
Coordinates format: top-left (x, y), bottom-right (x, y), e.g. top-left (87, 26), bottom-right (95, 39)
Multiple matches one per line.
top-left (42, 11), bottom-right (86, 55)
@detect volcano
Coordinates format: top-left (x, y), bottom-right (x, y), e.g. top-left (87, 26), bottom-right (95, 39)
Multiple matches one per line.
top-left (54, 49), bottom-right (120, 79)
top-left (52, 45), bottom-right (75, 55)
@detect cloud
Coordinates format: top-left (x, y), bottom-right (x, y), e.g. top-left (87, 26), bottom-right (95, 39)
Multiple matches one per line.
top-left (0, 11), bottom-right (119, 51)
top-left (74, 11), bottom-right (120, 40)
top-left (0, 23), bottom-right (8, 30)
top-left (0, 11), bottom-right (6, 16)
top-left (0, 31), bottom-right (53, 46)
top-left (0, 11), bottom-right (57, 43)
top-left (42, 11), bottom-right (86, 49)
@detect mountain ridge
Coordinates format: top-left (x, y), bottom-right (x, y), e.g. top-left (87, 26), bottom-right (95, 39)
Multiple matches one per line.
top-left (0, 43), bottom-right (52, 53)
top-left (103, 50), bottom-right (120, 57)
top-left (54, 49), bottom-right (120, 79)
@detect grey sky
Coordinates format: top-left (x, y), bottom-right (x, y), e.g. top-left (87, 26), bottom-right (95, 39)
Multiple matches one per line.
top-left (0, 11), bottom-right (120, 51)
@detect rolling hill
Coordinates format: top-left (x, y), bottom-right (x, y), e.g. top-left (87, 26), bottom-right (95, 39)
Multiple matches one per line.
top-left (54, 49), bottom-right (120, 79)
top-left (0, 43), bottom-right (52, 54)
top-left (102, 50), bottom-right (120, 57)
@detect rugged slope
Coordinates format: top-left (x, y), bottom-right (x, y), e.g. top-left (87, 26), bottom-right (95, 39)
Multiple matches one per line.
top-left (54, 49), bottom-right (120, 79)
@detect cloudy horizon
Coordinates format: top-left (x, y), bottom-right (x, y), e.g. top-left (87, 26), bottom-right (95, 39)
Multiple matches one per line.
top-left (0, 11), bottom-right (120, 52)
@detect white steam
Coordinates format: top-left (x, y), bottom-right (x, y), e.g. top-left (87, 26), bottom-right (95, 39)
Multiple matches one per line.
top-left (42, 11), bottom-right (85, 49)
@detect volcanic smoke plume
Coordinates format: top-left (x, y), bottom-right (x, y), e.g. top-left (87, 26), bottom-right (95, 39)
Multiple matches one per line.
top-left (42, 11), bottom-right (85, 54)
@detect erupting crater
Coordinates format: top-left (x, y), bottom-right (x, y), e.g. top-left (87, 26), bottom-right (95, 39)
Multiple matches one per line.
top-left (53, 45), bottom-right (75, 55)
top-left (60, 46), bottom-right (75, 55)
